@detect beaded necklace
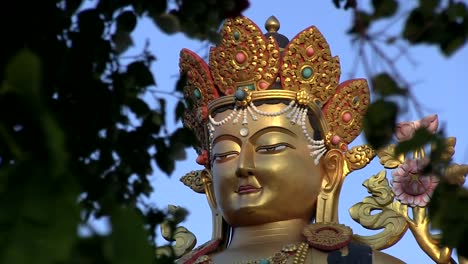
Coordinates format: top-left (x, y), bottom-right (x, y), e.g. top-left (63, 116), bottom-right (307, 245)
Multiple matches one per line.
top-left (194, 242), bottom-right (309, 264)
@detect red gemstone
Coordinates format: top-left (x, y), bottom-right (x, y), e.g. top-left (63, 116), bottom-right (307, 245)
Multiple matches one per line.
top-left (331, 135), bottom-right (340, 145)
top-left (235, 52), bottom-right (246, 63)
top-left (342, 112), bottom-right (352, 123)
top-left (306, 47), bottom-right (314, 57)
top-left (259, 81), bottom-right (268, 89)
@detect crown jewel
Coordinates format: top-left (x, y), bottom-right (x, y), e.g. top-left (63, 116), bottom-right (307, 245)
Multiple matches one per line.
top-left (180, 16), bottom-right (370, 167)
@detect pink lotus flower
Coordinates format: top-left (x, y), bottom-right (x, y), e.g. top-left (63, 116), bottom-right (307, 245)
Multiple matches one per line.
top-left (391, 158), bottom-right (439, 207)
top-left (395, 114), bottom-right (439, 141)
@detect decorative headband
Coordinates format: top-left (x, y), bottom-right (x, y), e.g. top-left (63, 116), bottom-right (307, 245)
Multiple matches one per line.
top-left (179, 16), bottom-right (370, 169)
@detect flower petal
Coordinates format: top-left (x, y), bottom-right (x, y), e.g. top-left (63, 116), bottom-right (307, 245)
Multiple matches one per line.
top-left (421, 114), bottom-right (439, 133)
top-left (414, 195), bottom-right (429, 207)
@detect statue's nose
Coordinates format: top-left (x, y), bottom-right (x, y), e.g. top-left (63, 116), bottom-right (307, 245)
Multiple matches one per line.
top-left (235, 147), bottom-right (255, 178)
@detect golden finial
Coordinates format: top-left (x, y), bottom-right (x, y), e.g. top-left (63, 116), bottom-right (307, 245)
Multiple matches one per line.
top-left (265, 15), bottom-right (280, 33)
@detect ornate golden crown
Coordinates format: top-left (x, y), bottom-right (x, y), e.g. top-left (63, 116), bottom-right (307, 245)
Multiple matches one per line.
top-left (179, 16), bottom-right (370, 168)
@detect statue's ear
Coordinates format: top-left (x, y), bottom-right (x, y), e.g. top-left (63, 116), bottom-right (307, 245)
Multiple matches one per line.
top-left (201, 169), bottom-right (218, 211)
top-left (316, 148), bottom-right (345, 223)
top-left (201, 169), bottom-right (230, 244)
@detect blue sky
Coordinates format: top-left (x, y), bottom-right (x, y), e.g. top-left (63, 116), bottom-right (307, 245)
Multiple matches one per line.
top-left (118, 1), bottom-right (468, 263)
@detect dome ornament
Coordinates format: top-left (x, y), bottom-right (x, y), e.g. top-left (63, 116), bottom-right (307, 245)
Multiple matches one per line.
top-left (265, 15), bottom-right (280, 33)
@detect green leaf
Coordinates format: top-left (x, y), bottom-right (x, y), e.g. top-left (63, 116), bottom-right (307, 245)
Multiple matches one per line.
top-left (147, 0), bottom-right (168, 17)
top-left (403, 9), bottom-right (423, 43)
top-left (112, 31), bottom-right (134, 54)
top-left (175, 101), bottom-right (186, 122)
top-left (155, 140), bottom-right (175, 175)
top-left (168, 128), bottom-right (191, 161)
top-left (5, 48), bottom-right (41, 96)
top-left (419, 0), bottom-right (440, 15)
top-left (363, 99), bottom-right (398, 149)
top-left (332, 0), bottom-right (342, 8)
top-left (0, 164), bottom-right (79, 264)
top-left (170, 127), bottom-right (196, 147)
top-left (152, 13), bottom-right (181, 34)
top-left (116, 10), bottom-right (137, 33)
top-left (69, 235), bottom-right (113, 263)
top-left (175, 73), bottom-right (187, 93)
top-left (371, 73), bottom-right (407, 97)
top-left (347, 11), bottom-right (372, 34)
top-left (41, 112), bottom-right (68, 178)
top-left (447, 2), bottom-right (467, 21)
top-left (126, 61), bottom-right (156, 88)
top-left (158, 98), bottom-right (167, 125)
top-left (372, 0), bottom-right (398, 18)
top-left (429, 182), bottom-right (468, 257)
top-left (155, 150), bottom-right (175, 175)
top-left (78, 8), bottom-right (104, 37)
top-left (440, 35), bottom-right (466, 57)
top-left (111, 207), bottom-right (153, 264)
top-left (169, 142), bottom-right (187, 161)
top-left (127, 97), bottom-right (151, 118)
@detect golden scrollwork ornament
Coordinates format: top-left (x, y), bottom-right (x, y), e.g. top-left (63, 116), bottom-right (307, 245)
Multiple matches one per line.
top-left (350, 115), bottom-right (468, 263)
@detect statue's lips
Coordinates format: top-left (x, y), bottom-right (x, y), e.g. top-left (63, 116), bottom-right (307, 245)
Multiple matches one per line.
top-left (237, 185), bottom-right (262, 194)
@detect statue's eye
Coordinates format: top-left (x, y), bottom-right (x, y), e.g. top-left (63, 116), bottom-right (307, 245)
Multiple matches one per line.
top-left (213, 151), bottom-right (239, 162)
top-left (256, 143), bottom-right (292, 153)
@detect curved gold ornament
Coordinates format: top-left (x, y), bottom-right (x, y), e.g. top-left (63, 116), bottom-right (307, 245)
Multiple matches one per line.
top-left (376, 144), bottom-right (404, 169)
top-left (406, 206), bottom-right (452, 264)
top-left (180, 170), bottom-right (205, 193)
top-left (349, 170), bottom-right (409, 250)
top-left (344, 144), bottom-right (375, 175)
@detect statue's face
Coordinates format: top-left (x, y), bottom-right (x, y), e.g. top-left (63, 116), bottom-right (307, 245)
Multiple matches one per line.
top-left (210, 102), bottom-right (323, 226)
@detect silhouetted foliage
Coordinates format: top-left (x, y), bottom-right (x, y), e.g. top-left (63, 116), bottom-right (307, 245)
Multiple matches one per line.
top-left (335, 0), bottom-right (468, 257)
top-left (0, 0), bottom-right (248, 263)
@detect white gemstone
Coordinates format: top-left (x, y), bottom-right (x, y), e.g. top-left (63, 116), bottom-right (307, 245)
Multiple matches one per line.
top-left (239, 127), bottom-right (249, 137)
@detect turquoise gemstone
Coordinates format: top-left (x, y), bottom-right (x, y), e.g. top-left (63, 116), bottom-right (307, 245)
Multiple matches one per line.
top-left (301, 67), bottom-right (313, 79)
top-left (314, 99), bottom-right (322, 107)
top-left (193, 88), bottom-right (201, 99)
top-left (247, 83), bottom-right (255, 91)
top-left (259, 259), bottom-right (270, 264)
top-left (234, 31), bottom-right (240, 40)
top-left (353, 96), bottom-right (359, 105)
top-left (235, 89), bottom-right (247, 100)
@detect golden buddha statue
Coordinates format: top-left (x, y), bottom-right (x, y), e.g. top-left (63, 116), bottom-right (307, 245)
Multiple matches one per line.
top-left (161, 15), bottom-right (468, 264)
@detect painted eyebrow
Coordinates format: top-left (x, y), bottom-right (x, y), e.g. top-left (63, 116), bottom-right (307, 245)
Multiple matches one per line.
top-left (250, 126), bottom-right (297, 142)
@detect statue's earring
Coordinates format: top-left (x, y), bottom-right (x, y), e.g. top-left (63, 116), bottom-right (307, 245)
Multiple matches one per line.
top-left (201, 169), bottom-right (217, 210)
top-left (316, 149), bottom-right (345, 223)
top-left (201, 170), bottom-right (229, 244)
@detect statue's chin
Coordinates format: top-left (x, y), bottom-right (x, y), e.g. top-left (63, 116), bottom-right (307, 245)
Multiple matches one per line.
top-left (222, 206), bottom-right (312, 227)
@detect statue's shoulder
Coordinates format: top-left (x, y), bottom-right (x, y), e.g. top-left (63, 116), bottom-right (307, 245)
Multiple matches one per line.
top-left (319, 242), bottom-right (404, 264)
top-left (372, 249), bottom-right (406, 264)
top-left (176, 239), bottom-right (220, 264)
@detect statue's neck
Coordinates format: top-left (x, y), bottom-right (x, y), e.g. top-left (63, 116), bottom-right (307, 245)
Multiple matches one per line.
top-left (228, 219), bottom-right (308, 250)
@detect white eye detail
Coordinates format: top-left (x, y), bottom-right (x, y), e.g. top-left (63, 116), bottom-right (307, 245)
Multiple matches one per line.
top-left (213, 152), bottom-right (239, 162)
top-left (256, 143), bottom-right (289, 153)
